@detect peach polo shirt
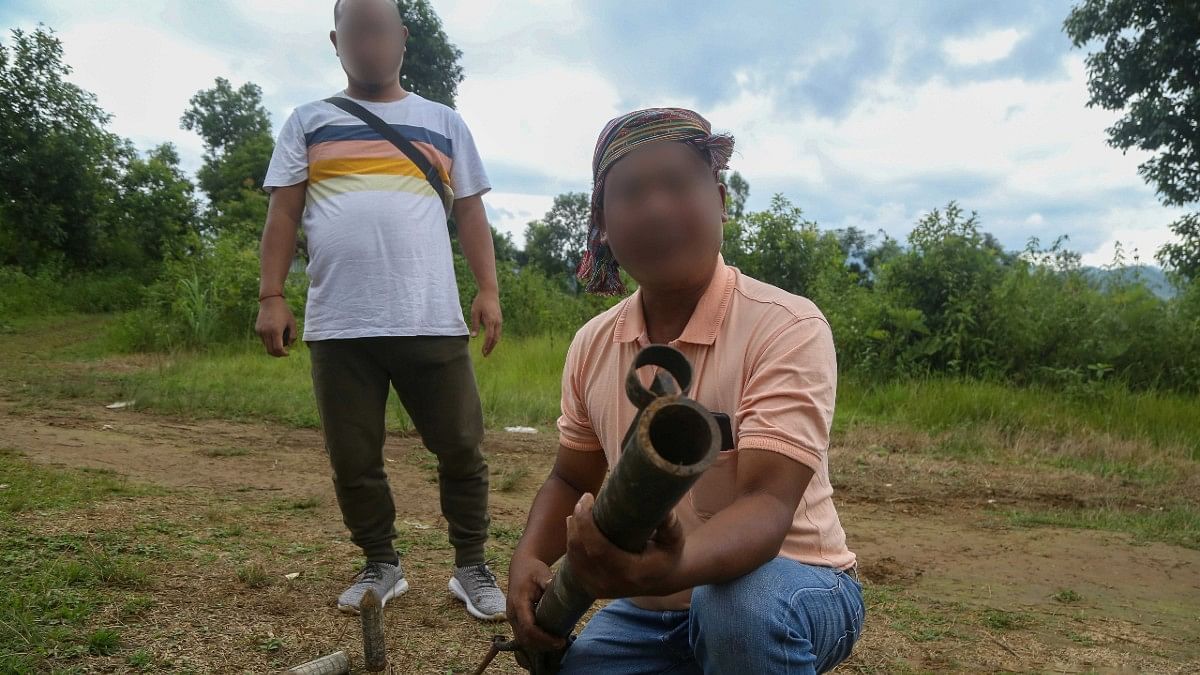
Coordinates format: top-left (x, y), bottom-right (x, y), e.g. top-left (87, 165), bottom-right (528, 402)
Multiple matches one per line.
top-left (556, 256), bottom-right (855, 609)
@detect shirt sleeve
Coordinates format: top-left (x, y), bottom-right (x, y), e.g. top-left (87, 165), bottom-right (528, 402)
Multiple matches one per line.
top-left (263, 110), bottom-right (308, 191)
top-left (448, 112), bottom-right (491, 199)
top-left (735, 317), bottom-right (838, 473)
top-left (556, 332), bottom-right (602, 452)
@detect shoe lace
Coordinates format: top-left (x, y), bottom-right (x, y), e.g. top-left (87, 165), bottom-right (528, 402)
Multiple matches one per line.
top-left (467, 561), bottom-right (498, 589)
top-left (353, 561), bottom-right (388, 584)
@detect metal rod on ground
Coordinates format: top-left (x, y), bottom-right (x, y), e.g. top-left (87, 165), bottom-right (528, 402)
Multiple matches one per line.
top-left (285, 651), bottom-right (350, 675)
top-left (491, 345), bottom-right (721, 674)
top-left (361, 588), bottom-right (388, 672)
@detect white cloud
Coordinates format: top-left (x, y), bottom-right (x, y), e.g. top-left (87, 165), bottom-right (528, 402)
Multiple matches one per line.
top-left (484, 191), bottom-right (555, 243)
top-left (2, 1), bottom-right (1183, 266)
top-left (943, 28), bottom-right (1024, 66)
top-left (1078, 205), bottom-right (1183, 267)
top-left (56, 20), bottom-right (231, 172)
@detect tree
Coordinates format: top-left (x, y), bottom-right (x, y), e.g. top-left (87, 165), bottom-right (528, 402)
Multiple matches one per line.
top-left (105, 143), bottom-right (200, 274)
top-left (180, 77), bottom-right (271, 158)
top-left (180, 77), bottom-right (274, 207)
top-left (721, 194), bottom-right (845, 298)
top-left (398, 0), bottom-right (465, 108)
top-left (0, 26), bottom-right (126, 271)
top-left (1065, 0), bottom-right (1200, 282)
top-left (724, 171), bottom-right (750, 219)
top-left (523, 192), bottom-right (590, 282)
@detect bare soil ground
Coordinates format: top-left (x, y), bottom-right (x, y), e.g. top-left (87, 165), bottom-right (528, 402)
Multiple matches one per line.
top-left (2, 394), bottom-right (1197, 674)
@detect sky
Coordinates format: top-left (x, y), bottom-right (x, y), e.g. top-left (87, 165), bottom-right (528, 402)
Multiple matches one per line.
top-left (0, 0), bottom-right (1184, 266)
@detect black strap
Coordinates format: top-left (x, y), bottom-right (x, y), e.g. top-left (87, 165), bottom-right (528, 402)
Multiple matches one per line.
top-left (323, 96), bottom-right (450, 214)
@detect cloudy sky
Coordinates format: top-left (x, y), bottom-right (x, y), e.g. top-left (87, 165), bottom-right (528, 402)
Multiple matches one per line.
top-left (0, 0), bottom-right (1183, 265)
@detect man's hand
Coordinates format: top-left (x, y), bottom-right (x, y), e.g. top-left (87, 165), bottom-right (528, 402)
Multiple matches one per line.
top-left (255, 296), bottom-right (297, 357)
top-left (471, 289), bottom-right (502, 357)
top-left (565, 493), bottom-right (685, 599)
top-left (507, 554), bottom-right (567, 651)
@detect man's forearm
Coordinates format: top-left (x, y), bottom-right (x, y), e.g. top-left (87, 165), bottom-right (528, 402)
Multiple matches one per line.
top-left (454, 196), bottom-right (499, 294)
top-left (514, 474), bottom-right (584, 566)
top-left (259, 219), bottom-right (298, 297)
top-left (662, 492), bottom-right (796, 595)
top-left (259, 186), bottom-right (305, 297)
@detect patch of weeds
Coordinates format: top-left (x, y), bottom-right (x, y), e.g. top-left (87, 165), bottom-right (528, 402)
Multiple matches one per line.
top-left (237, 564), bottom-right (271, 589)
top-left (213, 525), bottom-right (246, 539)
top-left (1067, 631), bottom-right (1098, 647)
top-left (493, 465), bottom-right (531, 493)
top-left (87, 628), bottom-right (121, 655)
top-left (93, 554), bottom-right (149, 589)
top-left (982, 609), bottom-right (1033, 631)
top-left (1053, 588), bottom-right (1082, 604)
top-left (489, 523), bottom-right (524, 546)
top-left (119, 595), bottom-right (155, 618)
top-left (258, 635), bottom-right (284, 652)
top-left (127, 648), bottom-right (155, 669)
top-left (282, 496), bottom-right (321, 511)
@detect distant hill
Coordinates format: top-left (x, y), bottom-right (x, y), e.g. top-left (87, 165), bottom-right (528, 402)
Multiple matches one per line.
top-left (1082, 265), bottom-right (1177, 299)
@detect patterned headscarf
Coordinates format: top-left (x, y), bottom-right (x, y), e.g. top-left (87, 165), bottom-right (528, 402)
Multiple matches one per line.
top-left (577, 108), bottom-right (735, 295)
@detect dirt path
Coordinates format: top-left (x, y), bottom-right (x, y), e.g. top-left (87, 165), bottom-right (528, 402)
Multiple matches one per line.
top-left (2, 397), bottom-right (1198, 673)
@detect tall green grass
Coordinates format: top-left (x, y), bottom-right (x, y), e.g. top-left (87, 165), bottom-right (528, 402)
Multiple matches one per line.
top-left (123, 334), bottom-right (569, 431)
top-left (837, 377), bottom-right (1200, 457)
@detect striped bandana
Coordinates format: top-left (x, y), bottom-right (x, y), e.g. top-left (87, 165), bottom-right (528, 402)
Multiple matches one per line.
top-left (577, 108), bottom-right (735, 295)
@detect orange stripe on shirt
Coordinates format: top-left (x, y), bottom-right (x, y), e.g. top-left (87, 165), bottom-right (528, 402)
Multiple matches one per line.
top-left (309, 139), bottom-right (453, 184)
top-left (309, 155), bottom-right (426, 184)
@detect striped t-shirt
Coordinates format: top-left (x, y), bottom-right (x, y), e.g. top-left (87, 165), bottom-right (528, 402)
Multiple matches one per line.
top-left (264, 92), bottom-right (490, 341)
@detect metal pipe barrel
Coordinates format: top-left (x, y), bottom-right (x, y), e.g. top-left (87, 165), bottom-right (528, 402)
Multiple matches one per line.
top-left (532, 346), bottom-right (720, 639)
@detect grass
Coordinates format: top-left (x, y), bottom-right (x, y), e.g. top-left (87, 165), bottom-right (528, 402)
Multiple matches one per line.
top-left (236, 564), bottom-right (272, 589)
top-left (87, 628), bottom-right (121, 655)
top-left (494, 465), bottom-right (531, 493)
top-left (1053, 589), bottom-right (1082, 604)
top-left (837, 377), bottom-right (1200, 457)
top-left (982, 609), bottom-right (1034, 631)
top-left (862, 585), bottom-right (965, 644)
top-left (1007, 504), bottom-right (1200, 550)
top-left (0, 457), bottom-right (156, 672)
top-left (0, 448), bottom-right (150, 513)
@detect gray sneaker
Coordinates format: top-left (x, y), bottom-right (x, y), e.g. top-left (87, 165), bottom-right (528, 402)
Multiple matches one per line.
top-left (448, 563), bottom-right (507, 621)
top-left (337, 561), bottom-right (409, 615)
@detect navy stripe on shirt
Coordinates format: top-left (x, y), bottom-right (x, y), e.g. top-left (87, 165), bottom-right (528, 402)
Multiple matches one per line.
top-left (304, 123), bottom-right (454, 157)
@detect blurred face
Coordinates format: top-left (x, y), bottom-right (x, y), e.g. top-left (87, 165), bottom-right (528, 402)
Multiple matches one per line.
top-left (599, 142), bottom-right (727, 291)
top-left (332, 0), bottom-right (408, 86)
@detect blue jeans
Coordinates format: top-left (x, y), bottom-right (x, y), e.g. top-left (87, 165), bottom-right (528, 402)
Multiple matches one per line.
top-left (558, 558), bottom-right (864, 674)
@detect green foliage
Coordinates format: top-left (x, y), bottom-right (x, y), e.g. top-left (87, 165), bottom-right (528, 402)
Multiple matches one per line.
top-left (397, 0), bottom-right (465, 107)
top-left (0, 26), bottom-right (198, 278)
top-left (1156, 213), bottom-right (1200, 284)
top-left (722, 194), bottom-right (848, 300)
top-left (0, 26), bottom-right (127, 271)
top-left (723, 170), bottom-right (750, 219)
top-left (1065, 0), bottom-right (1200, 282)
top-left (1065, 0), bottom-right (1200, 207)
top-left (181, 77), bottom-right (274, 210)
top-left (523, 192), bottom-right (590, 283)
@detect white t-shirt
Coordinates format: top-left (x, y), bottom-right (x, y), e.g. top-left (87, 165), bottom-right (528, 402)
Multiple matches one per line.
top-left (264, 92), bottom-right (490, 340)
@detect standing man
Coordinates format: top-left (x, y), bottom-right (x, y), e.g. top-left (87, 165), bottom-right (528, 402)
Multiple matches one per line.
top-left (507, 109), bottom-right (865, 672)
top-left (256, 0), bottom-right (506, 621)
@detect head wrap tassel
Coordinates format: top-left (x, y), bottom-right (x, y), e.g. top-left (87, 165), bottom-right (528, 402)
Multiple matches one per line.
top-left (578, 108), bottom-right (735, 296)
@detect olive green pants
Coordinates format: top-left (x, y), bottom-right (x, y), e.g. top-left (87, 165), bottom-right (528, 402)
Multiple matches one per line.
top-left (308, 336), bottom-right (489, 567)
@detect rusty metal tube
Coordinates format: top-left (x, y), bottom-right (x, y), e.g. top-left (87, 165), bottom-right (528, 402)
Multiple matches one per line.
top-left (533, 377), bottom-right (720, 639)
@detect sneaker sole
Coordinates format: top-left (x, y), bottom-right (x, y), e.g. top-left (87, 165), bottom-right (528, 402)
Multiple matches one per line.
top-left (338, 577), bottom-right (409, 615)
top-left (448, 577), bottom-right (507, 622)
